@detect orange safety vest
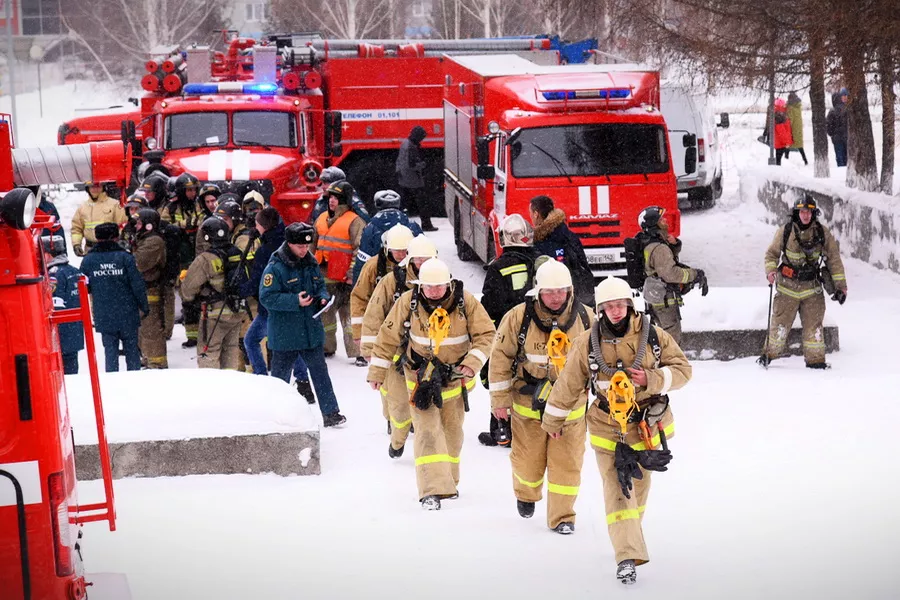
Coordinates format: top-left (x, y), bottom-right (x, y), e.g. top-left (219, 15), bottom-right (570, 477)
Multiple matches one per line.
top-left (315, 210), bottom-right (357, 280)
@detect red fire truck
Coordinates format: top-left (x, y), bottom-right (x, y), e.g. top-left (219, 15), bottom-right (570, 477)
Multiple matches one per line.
top-left (442, 55), bottom-right (691, 275)
top-left (0, 117), bottom-right (122, 599)
top-left (56, 34), bottom-right (570, 223)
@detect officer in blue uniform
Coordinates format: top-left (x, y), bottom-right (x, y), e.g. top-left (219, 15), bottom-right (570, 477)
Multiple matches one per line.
top-left (42, 234), bottom-right (84, 374)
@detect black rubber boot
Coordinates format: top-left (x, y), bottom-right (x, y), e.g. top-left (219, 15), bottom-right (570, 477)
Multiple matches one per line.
top-left (806, 362), bottom-right (831, 370)
top-left (617, 560), bottom-right (636, 585)
top-left (388, 443), bottom-right (404, 459)
top-left (478, 432), bottom-right (498, 447)
top-left (517, 500), bottom-right (535, 519)
top-left (553, 522), bottom-right (575, 535)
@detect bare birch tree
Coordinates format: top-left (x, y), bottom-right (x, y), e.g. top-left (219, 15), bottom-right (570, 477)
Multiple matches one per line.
top-left (270, 0), bottom-right (392, 39)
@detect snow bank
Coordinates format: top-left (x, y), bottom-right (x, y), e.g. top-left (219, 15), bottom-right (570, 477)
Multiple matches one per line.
top-left (741, 166), bottom-right (900, 274)
top-left (67, 369), bottom-right (317, 446)
top-left (681, 286), bottom-right (835, 331)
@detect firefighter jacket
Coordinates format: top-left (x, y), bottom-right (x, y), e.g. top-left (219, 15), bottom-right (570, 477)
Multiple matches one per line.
top-left (765, 221), bottom-right (846, 300)
top-left (132, 231), bottom-right (167, 293)
top-left (258, 244), bottom-right (330, 351)
top-left (181, 244), bottom-right (242, 316)
top-left (80, 241), bottom-right (148, 333)
top-left (351, 208), bottom-right (422, 283)
top-left (481, 247), bottom-right (537, 325)
top-left (644, 238), bottom-right (697, 309)
top-left (366, 285), bottom-right (496, 395)
top-left (350, 253), bottom-right (401, 339)
top-left (47, 256), bottom-right (84, 355)
top-left (489, 296), bottom-right (594, 419)
top-left (71, 192), bottom-right (126, 248)
top-left (359, 262), bottom-right (415, 357)
top-left (162, 201), bottom-right (202, 268)
top-left (542, 313), bottom-right (691, 436)
top-left (313, 205), bottom-right (365, 283)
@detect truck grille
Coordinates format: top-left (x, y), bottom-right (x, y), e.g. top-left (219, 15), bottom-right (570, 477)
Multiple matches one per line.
top-left (569, 218), bottom-right (620, 242)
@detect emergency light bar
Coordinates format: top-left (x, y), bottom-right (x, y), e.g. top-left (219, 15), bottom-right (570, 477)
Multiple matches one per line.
top-left (541, 88), bottom-right (631, 100)
top-left (183, 82), bottom-right (279, 95)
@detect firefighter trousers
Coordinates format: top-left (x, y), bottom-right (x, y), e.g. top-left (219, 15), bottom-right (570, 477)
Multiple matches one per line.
top-left (140, 287), bottom-right (168, 368)
top-left (410, 391), bottom-right (466, 500)
top-left (198, 308), bottom-right (243, 370)
top-left (164, 285), bottom-right (176, 340)
top-left (509, 409), bottom-right (585, 529)
top-left (764, 289), bottom-right (826, 364)
top-left (322, 282), bottom-right (358, 358)
top-left (587, 404), bottom-right (676, 566)
top-left (650, 305), bottom-right (682, 345)
top-left (383, 367), bottom-right (412, 450)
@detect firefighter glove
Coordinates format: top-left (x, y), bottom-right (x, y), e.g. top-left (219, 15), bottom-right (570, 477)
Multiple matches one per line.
top-left (636, 449), bottom-right (673, 472)
top-left (696, 269), bottom-right (709, 297)
top-left (832, 290), bottom-right (846, 305)
top-left (614, 443), bottom-right (644, 500)
top-left (73, 245), bottom-right (86, 257)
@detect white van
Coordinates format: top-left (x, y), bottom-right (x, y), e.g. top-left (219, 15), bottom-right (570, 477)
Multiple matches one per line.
top-left (660, 85), bottom-right (729, 208)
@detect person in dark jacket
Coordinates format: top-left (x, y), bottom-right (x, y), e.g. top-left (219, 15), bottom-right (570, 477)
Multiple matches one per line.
top-left (396, 125), bottom-right (436, 231)
top-left (242, 208), bottom-right (314, 402)
top-left (529, 195), bottom-right (594, 307)
top-left (826, 88), bottom-right (849, 167)
top-left (42, 234), bottom-right (84, 374)
top-left (80, 222), bottom-right (149, 372)
top-left (350, 189), bottom-right (423, 284)
top-left (478, 213), bottom-right (538, 448)
top-left (30, 185), bottom-right (67, 250)
top-left (259, 222), bottom-right (347, 427)
top-left (309, 166), bottom-right (370, 225)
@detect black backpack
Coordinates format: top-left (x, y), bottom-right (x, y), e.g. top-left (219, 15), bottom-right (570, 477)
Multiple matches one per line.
top-left (623, 232), bottom-right (650, 289)
top-left (207, 245), bottom-right (250, 313)
top-left (159, 221), bottom-right (183, 284)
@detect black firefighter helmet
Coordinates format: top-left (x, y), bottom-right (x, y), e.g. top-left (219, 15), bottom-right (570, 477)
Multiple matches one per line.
top-left (200, 217), bottom-right (231, 247)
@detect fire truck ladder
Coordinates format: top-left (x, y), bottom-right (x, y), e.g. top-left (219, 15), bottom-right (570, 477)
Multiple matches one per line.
top-left (48, 274), bottom-right (117, 531)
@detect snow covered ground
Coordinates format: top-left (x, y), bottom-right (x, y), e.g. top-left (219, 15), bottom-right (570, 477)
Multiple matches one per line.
top-left (11, 81), bottom-right (900, 598)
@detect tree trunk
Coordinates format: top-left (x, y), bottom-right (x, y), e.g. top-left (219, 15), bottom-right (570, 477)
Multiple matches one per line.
top-left (808, 27), bottom-right (830, 178)
top-left (348, 0), bottom-right (358, 38)
top-left (878, 41), bottom-right (895, 195)
top-left (841, 45), bottom-right (879, 191)
top-left (483, 0), bottom-right (491, 37)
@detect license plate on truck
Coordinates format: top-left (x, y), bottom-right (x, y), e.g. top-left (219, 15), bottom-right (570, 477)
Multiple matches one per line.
top-left (586, 250), bottom-right (621, 265)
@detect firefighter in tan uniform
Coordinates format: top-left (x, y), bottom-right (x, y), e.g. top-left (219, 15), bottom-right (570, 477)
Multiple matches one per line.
top-left (70, 180), bottom-right (126, 257)
top-left (489, 260), bottom-right (593, 534)
top-left (544, 277), bottom-right (691, 584)
top-left (181, 218), bottom-right (244, 369)
top-left (352, 224), bottom-right (415, 422)
top-left (131, 208), bottom-right (168, 369)
top-left (638, 206), bottom-right (707, 344)
top-left (232, 195), bottom-right (263, 372)
top-left (313, 181), bottom-right (366, 360)
top-left (360, 233), bottom-right (437, 453)
top-left (367, 258), bottom-right (495, 510)
top-left (759, 196), bottom-right (847, 369)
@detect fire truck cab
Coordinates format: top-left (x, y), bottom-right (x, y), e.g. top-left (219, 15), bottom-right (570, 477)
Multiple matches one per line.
top-left (443, 55), bottom-right (686, 276)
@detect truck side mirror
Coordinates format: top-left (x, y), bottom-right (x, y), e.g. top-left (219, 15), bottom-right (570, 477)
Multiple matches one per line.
top-left (324, 111), bottom-right (343, 156)
top-left (718, 112), bottom-right (730, 129)
top-left (684, 147), bottom-right (697, 174)
top-left (682, 133), bottom-right (697, 147)
top-left (506, 127), bottom-right (522, 146)
top-left (476, 136), bottom-right (490, 166)
top-left (477, 165), bottom-right (495, 180)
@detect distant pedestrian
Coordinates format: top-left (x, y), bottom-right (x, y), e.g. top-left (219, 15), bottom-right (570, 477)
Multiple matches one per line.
top-left (785, 92), bottom-right (808, 165)
top-left (772, 98), bottom-right (793, 166)
top-left (826, 88), bottom-right (849, 167)
top-left (396, 125), bottom-right (436, 231)
top-left (80, 222), bottom-right (148, 372)
top-left (42, 234), bottom-right (84, 374)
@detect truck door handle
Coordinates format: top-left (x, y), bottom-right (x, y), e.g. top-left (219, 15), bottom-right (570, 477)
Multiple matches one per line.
top-left (496, 181), bottom-right (505, 191)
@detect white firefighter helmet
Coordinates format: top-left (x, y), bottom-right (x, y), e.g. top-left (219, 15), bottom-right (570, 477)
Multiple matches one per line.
top-left (399, 234), bottom-right (438, 266)
top-left (526, 259), bottom-right (572, 297)
top-left (383, 224), bottom-right (414, 251)
top-left (414, 258), bottom-right (452, 286)
top-left (594, 276), bottom-right (635, 309)
top-left (498, 213), bottom-right (533, 247)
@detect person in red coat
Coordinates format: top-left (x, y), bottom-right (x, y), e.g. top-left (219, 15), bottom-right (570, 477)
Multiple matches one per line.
top-left (773, 98), bottom-right (794, 165)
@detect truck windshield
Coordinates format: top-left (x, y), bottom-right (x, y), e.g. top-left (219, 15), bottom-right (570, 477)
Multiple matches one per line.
top-left (165, 113), bottom-right (228, 150)
top-left (233, 111), bottom-right (297, 148)
top-left (510, 124), bottom-right (669, 178)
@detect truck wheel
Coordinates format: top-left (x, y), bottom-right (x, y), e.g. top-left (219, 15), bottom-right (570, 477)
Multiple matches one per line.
top-left (454, 206), bottom-right (477, 262)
